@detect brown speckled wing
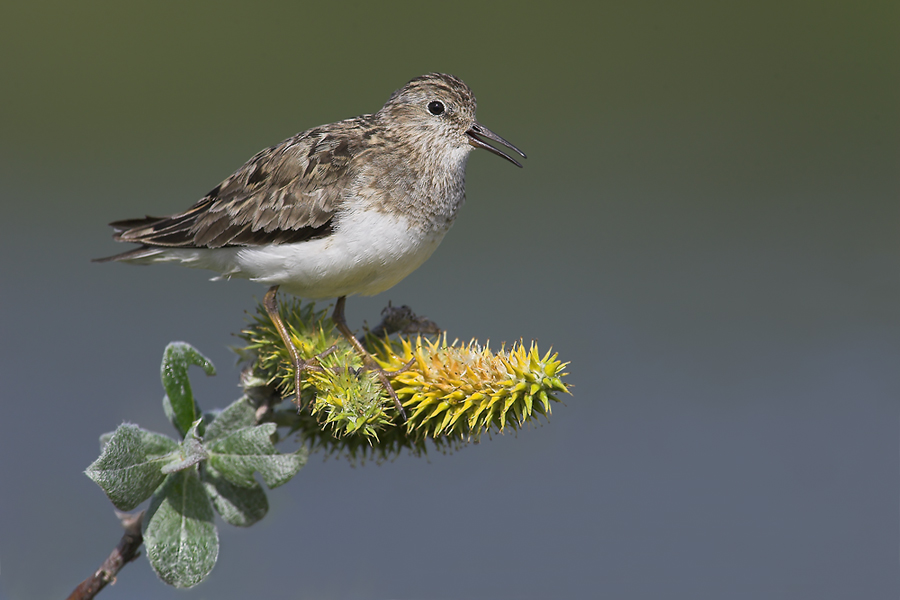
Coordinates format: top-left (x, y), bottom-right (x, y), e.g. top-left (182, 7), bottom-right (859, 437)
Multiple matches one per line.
top-left (110, 117), bottom-right (375, 249)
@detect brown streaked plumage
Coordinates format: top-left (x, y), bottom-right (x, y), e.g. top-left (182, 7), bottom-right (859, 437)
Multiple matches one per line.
top-left (103, 120), bottom-right (369, 253)
top-left (97, 73), bottom-right (526, 417)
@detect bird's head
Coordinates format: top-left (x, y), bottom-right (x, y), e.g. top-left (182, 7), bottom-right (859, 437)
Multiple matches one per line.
top-left (380, 73), bottom-right (526, 168)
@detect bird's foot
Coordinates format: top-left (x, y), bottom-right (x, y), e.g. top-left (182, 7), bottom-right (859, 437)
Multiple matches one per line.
top-left (288, 345), bottom-right (340, 412)
top-left (332, 296), bottom-right (414, 421)
top-left (354, 354), bottom-right (415, 421)
top-left (265, 285), bottom-right (335, 411)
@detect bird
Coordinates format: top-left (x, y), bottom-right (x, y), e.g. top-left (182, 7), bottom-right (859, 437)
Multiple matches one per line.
top-left (97, 73), bottom-right (526, 417)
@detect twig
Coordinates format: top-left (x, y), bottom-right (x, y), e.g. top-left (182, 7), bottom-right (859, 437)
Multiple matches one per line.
top-left (66, 511), bottom-right (144, 600)
top-left (361, 302), bottom-right (441, 346)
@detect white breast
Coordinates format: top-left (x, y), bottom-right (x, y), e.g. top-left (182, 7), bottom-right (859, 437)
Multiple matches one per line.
top-left (216, 207), bottom-right (447, 299)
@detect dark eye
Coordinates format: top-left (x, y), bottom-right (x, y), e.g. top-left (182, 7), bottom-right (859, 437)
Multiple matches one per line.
top-left (427, 100), bottom-right (445, 116)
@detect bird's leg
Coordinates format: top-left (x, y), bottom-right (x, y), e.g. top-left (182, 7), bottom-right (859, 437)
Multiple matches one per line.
top-left (263, 285), bottom-right (327, 410)
top-left (331, 296), bottom-right (410, 421)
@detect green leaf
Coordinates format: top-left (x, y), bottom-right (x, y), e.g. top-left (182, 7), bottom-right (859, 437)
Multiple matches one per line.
top-left (161, 421), bottom-right (208, 474)
top-left (202, 464), bottom-right (269, 527)
top-left (204, 396), bottom-right (258, 442)
top-left (207, 423), bottom-right (307, 489)
top-left (161, 342), bottom-right (216, 438)
top-left (85, 424), bottom-right (178, 511)
top-left (143, 468), bottom-right (218, 588)
top-left (163, 397), bottom-right (217, 439)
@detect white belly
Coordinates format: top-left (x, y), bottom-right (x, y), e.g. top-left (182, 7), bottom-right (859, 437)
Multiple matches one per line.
top-left (146, 208), bottom-right (447, 299)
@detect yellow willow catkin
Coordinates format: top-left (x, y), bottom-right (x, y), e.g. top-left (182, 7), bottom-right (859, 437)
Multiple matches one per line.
top-left (373, 335), bottom-right (569, 441)
top-left (240, 300), bottom-right (570, 451)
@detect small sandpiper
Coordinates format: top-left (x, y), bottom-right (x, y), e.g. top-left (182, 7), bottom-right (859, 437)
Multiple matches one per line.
top-left (97, 73), bottom-right (526, 416)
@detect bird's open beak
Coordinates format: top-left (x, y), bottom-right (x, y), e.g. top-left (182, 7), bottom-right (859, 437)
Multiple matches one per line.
top-left (466, 121), bottom-right (527, 168)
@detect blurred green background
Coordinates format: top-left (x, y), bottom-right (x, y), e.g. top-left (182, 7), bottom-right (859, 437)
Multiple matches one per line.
top-left (0, 2), bottom-right (896, 599)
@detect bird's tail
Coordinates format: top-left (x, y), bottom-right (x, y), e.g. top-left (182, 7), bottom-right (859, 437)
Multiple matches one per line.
top-left (92, 246), bottom-right (166, 264)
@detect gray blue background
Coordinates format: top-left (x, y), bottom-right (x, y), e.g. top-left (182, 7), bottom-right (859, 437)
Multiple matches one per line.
top-left (0, 2), bottom-right (897, 598)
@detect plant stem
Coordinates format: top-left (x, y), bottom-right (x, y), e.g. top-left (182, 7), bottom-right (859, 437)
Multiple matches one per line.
top-left (66, 511), bottom-right (144, 600)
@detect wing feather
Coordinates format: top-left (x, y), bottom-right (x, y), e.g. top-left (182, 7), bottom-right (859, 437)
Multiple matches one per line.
top-left (109, 116), bottom-right (375, 250)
